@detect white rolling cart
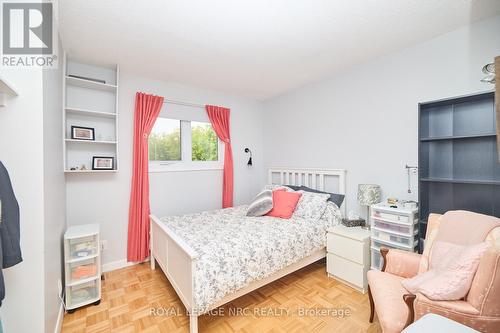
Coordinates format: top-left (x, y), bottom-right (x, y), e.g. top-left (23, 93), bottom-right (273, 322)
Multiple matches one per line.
top-left (370, 203), bottom-right (419, 270)
top-left (64, 224), bottom-right (101, 313)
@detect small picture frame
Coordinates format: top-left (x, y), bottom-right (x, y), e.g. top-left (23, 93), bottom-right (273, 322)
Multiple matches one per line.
top-left (92, 156), bottom-right (114, 170)
top-left (71, 126), bottom-right (95, 141)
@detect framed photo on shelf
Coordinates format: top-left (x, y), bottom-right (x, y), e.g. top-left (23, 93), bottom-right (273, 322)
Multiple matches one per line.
top-left (71, 126), bottom-right (95, 141)
top-left (92, 156), bottom-right (114, 170)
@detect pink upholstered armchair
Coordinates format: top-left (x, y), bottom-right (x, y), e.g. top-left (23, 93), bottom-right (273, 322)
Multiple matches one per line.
top-left (367, 211), bottom-right (500, 333)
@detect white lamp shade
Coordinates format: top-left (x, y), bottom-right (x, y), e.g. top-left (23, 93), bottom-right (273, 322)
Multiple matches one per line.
top-left (357, 184), bottom-right (381, 205)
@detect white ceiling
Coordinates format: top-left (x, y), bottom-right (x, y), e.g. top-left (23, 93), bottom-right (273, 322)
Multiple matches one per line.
top-left (59, 0), bottom-right (500, 100)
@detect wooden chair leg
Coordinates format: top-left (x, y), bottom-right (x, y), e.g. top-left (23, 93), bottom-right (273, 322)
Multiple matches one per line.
top-left (403, 294), bottom-right (416, 328)
top-left (368, 285), bottom-right (375, 323)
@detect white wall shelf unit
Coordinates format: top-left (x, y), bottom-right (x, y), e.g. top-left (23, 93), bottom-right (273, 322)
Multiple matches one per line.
top-left (63, 54), bottom-right (119, 173)
top-left (0, 75), bottom-right (18, 107)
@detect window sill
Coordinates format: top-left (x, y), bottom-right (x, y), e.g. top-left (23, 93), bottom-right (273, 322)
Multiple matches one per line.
top-left (149, 162), bottom-right (223, 173)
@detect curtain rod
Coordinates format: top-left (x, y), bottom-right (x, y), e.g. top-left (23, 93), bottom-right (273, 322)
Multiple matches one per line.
top-left (163, 98), bottom-right (205, 108)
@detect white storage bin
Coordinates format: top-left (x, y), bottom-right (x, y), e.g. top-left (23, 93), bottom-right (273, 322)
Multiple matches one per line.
top-left (372, 229), bottom-right (415, 247)
top-left (372, 238), bottom-right (409, 251)
top-left (69, 235), bottom-right (97, 260)
top-left (67, 258), bottom-right (98, 283)
top-left (371, 248), bottom-right (383, 270)
top-left (67, 280), bottom-right (98, 306)
top-left (64, 224), bottom-right (101, 311)
top-left (372, 210), bottom-right (409, 224)
top-left (373, 219), bottom-right (412, 234)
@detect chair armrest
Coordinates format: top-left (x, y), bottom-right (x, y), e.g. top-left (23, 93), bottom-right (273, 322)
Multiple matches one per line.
top-left (380, 247), bottom-right (422, 278)
top-left (413, 293), bottom-right (500, 332)
top-left (414, 293), bottom-right (479, 317)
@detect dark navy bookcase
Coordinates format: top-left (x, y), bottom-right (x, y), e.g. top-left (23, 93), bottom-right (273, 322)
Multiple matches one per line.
top-left (418, 91), bottom-right (499, 252)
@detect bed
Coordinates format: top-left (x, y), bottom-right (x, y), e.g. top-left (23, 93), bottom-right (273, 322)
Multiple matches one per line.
top-left (149, 168), bottom-right (346, 333)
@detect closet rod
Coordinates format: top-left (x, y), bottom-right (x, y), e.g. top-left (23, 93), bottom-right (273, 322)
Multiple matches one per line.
top-left (163, 98), bottom-right (205, 108)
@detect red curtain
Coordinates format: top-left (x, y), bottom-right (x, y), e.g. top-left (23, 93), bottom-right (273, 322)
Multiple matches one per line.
top-left (206, 105), bottom-right (234, 208)
top-left (127, 92), bottom-right (164, 262)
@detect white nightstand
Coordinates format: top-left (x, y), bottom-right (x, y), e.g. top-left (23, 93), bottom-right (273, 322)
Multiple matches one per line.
top-left (327, 225), bottom-right (371, 293)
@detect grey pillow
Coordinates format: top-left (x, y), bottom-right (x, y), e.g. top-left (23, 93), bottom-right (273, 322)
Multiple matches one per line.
top-left (246, 190), bottom-right (273, 217)
top-left (284, 184), bottom-right (301, 191)
top-left (299, 186), bottom-right (345, 208)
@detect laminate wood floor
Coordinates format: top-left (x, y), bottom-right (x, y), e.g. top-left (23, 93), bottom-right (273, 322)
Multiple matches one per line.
top-left (62, 261), bottom-right (381, 333)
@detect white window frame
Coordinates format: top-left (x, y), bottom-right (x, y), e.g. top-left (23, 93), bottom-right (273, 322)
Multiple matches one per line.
top-left (149, 119), bottom-right (224, 172)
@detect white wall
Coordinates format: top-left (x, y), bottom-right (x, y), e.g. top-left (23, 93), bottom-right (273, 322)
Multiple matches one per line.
top-left (43, 39), bottom-right (66, 333)
top-left (0, 69), bottom-right (46, 332)
top-left (66, 72), bottom-right (265, 268)
top-left (263, 15), bottom-right (500, 219)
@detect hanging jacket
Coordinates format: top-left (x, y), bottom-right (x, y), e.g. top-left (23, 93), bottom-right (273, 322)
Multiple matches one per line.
top-left (0, 161), bottom-right (23, 306)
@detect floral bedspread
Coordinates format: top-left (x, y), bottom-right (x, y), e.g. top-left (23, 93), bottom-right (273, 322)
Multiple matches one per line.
top-left (159, 205), bottom-right (340, 311)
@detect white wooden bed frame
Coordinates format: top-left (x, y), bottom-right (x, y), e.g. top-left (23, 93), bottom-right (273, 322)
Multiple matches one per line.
top-left (150, 167), bottom-right (346, 333)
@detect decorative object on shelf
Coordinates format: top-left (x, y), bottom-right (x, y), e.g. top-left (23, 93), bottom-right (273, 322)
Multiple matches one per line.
top-left (244, 148), bottom-right (252, 166)
top-left (387, 198), bottom-right (398, 205)
top-left (358, 184), bottom-right (381, 222)
top-left (71, 126), bottom-right (95, 141)
top-left (70, 167), bottom-right (77, 171)
top-left (405, 164), bottom-right (418, 193)
top-left (341, 217), bottom-right (366, 228)
top-left (402, 200), bottom-right (418, 210)
top-left (480, 62), bottom-right (495, 84)
top-left (68, 74), bottom-right (106, 84)
top-left (92, 156), bottom-right (114, 170)
top-left (80, 164), bottom-right (87, 171)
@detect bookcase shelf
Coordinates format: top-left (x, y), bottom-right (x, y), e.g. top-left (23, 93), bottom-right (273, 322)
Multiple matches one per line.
top-left (66, 76), bottom-right (117, 92)
top-left (64, 170), bottom-right (117, 174)
top-left (420, 133), bottom-right (496, 141)
top-left (420, 178), bottom-right (500, 185)
top-left (65, 107), bottom-right (116, 118)
top-left (63, 54), bottom-right (119, 173)
top-left (418, 91), bottom-right (499, 252)
top-left (65, 139), bottom-right (117, 145)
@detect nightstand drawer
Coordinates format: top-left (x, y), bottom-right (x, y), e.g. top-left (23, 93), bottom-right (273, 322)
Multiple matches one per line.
top-left (327, 233), bottom-right (365, 264)
top-left (327, 253), bottom-right (365, 289)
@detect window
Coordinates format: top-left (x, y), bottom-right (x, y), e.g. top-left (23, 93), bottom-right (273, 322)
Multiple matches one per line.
top-left (191, 122), bottom-right (218, 161)
top-left (149, 116), bottom-right (223, 172)
top-left (148, 118), bottom-right (181, 161)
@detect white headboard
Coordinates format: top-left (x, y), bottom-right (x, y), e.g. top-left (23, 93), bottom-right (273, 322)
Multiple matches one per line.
top-left (268, 167), bottom-right (347, 216)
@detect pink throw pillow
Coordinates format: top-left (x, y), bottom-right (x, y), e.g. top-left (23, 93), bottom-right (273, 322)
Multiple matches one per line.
top-left (402, 241), bottom-right (489, 301)
top-left (266, 190), bottom-right (302, 219)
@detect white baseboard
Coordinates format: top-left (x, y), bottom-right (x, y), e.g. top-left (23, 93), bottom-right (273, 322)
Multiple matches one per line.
top-left (54, 301), bottom-right (64, 333)
top-left (102, 258), bottom-right (148, 273)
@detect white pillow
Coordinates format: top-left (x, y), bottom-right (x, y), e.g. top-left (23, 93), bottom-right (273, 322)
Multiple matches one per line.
top-left (293, 190), bottom-right (330, 220)
top-left (246, 190), bottom-right (273, 217)
top-left (320, 201), bottom-right (342, 227)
